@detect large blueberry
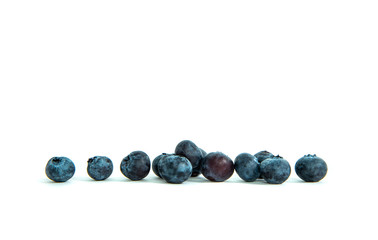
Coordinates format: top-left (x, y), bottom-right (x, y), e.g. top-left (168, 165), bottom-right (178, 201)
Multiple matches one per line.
top-left (87, 156), bottom-right (113, 181)
top-left (45, 157), bottom-right (75, 182)
top-left (235, 153), bottom-right (260, 182)
top-left (260, 156), bottom-right (291, 184)
top-left (295, 154), bottom-right (327, 182)
top-left (201, 152), bottom-right (234, 182)
top-left (158, 155), bottom-right (192, 184)
top-left (152, 153), bottom-right (171, 178)
top-left (121, 151), bottom-right (151, 180)
top-left (191, 148), bottom-right (206, 177)
top-left (175, 140), bottom-right (204, 177)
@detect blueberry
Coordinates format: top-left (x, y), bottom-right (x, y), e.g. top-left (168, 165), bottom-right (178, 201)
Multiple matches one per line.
top-left (45, 157), bottom-right (75, 182)
top-left (158, 155), bottom-right (192, 184)
top-left (295, 154), bottom-right (327, 182)
top-left (260, 156), bottom-right (291, 184)
top-left (201, 152), bottom-right (234, 182)
top-left (255, 150), bottom-right (274, 178)
top-left (191, 148), bottom-right (207, 177)
top-left (152, 153), bottom-right (171, 178)
top-left (87, 156), bottom-right (113, 181)
top-left (120, 151), bottom-right (151, 181)
top-left (234, 153), bottom-right (260, 182)
top-left (175, 140), bottom-right (204, 177)
top-left (199, 148), bottom-right (207, 157)
top-left (254, 150), bottom-right (274, 163)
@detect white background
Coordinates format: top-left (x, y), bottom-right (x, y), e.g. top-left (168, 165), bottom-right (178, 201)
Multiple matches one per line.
top-left (0, 0), bottom-right (377, 239)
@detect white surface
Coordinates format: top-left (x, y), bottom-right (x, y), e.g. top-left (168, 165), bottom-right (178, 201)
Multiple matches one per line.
top-left (0, 1), bottom-right (377, 239)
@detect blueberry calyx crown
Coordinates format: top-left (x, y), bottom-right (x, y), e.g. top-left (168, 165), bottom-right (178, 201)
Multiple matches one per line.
top-left (88, 156), bottom-right (99, 163)
top-left (52, 158), bottom-right (61, 164)
top-left (304, 154), bottom-right (317, 158)
top-left (272, 155), bottom-right (283, 159)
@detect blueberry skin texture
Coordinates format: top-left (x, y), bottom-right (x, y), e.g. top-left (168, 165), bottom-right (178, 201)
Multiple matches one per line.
top-left (199, 148), bottom-right (207, 157)
top-left (295, 154), bottom-right (327, 182)
top-left (255, 150), bottom-right (274, 178)
top-left (191, 148), bottom-right (207, 177)
top-left (121, 151), bottom-right (151, 181)
top-left (201, 152), bottom-right (234, 182)
top-left (235, 153), bottom-right (260, 182)
top-left (175, 140), bottom-right (203, 177)
top-left (152, 153), bottom-right (171, 178)
top-left (254, 150), bottom-right (274, 163)
top-left (45, 157), bottom-right (75, 182)
top-left (158, 155), bottom-right (192, 184)
top-left (260, 156), bottom-right (291, 184)
top-left (87, 156), bottom-right (113, 181)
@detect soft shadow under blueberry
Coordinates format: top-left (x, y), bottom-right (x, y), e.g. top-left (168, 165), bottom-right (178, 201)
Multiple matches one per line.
top-left (235, 179), bottom-right (269, 185)
top-left (40, 178), bottom-right (73, 185)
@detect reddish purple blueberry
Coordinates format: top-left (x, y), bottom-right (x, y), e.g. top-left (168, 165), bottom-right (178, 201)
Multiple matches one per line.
top-left (201, 152), bottom-right (234, 182)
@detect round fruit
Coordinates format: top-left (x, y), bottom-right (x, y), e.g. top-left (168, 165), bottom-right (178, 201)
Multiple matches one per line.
top-left (45, 157), bottom-right (75, 182)
top-left (158, 155), bottom-right (192, 184)
top-left (201, 152), bottom-right (234, 182)
top-left (295, 154), bottom-right (327, 182)
top-left (260, 156), bottom-right (291, 184)
top-left (121, 151), bottom-right (150, 180)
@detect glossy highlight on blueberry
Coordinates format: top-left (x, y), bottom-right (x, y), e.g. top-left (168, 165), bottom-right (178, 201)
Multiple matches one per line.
top-left (45, 157), bottom-right (75, 182)
top-left (121, 151), bottom-right (151, 181)
top-left (260, 155), bottom-right (291, 184)
top-left (87, 156), bottom-right (113, 181)
top-left (235, 153), bottom-right (260, 182)
top-left (158, 155), bottom-right (192, 184)
top-left (295, 154), bottom-right (327, 182)
top-left (175, 140), bottom-right (204, 177)
top-left (201, 152), bottom-right (234, 182)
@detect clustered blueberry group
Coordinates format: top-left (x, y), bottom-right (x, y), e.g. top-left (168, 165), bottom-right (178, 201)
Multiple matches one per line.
top-left (45, 140), bottom-right (328, 184)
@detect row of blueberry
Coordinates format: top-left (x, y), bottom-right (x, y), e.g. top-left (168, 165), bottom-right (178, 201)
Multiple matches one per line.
top-left (45, 140), bottom-right (328, 184)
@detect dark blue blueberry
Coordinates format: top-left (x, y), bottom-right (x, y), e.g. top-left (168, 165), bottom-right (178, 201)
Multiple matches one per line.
top-left (175, 140), bottom-right (204, 177)
top-left (295, 154), bottom-right (327, 182)
top-left (152, 153), bottom-right (171, 178)
top-left (87, 156), bottom-right (113, 181)
top-left (120, 151), bottom-right (151, 181)
top-left (191, 148), bottom-right (206, 177)
top-left (234, 153), bottom-right (260, 182)
top-left (45, 157), bottom-right (75, 182)
top-left (254, 150), bottom-right (274, 163)
top-left (201, 152), bottom-right (234, 182)
top-left (260, 156), bottom-right (291, 184)
top-left (158, 155), bottom-right (192, 184)
top-left (199, 148), bottom-right (207, 157)
top-left (255, 150), bottom-right (274, 178)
